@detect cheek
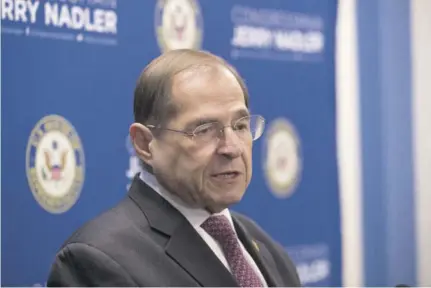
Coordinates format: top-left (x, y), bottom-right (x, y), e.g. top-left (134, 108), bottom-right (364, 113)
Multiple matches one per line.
top-left (244, 144), bottom-right (253, 179)
top-left (178, 142), bottom-right (215, 174)
top-left (151, 143), bottom-right (174, 172)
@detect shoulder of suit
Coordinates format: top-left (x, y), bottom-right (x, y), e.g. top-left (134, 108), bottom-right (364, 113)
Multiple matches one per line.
top-left (59, 197), bottom-right (150, 250)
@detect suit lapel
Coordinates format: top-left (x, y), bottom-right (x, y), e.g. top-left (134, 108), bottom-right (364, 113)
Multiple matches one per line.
top-left (128, 176), bottom-right (238, 287)
top-left (232, 215), bottom-right (284, 287)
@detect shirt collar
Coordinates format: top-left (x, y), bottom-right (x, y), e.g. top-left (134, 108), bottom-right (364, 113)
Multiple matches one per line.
top-left (138, 170), bottom-right (235, 229)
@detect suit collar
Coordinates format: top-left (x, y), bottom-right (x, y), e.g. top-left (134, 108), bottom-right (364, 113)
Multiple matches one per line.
top-left (128, 174), bottom-right (180, 236)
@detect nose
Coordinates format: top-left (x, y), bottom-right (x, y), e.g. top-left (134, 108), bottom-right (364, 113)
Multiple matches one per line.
top-left (216, 128), bottom-right (243, 158)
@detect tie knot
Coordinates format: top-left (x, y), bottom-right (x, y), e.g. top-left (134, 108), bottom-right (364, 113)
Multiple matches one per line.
top-left (201, 215), bottom-right (237, 242)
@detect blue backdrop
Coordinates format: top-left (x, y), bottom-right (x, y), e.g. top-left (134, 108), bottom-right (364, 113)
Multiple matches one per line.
top-left (1, 0), bottom-right (340, 286)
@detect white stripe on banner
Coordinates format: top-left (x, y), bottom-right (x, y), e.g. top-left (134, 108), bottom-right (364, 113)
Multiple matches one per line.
top-left (335, 0), bottom-right (363, 286)
top-left (411, 0), bottom-right (431, 285)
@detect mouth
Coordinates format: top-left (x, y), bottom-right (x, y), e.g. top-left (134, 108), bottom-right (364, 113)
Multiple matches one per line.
top-left (211, 171), bottom-right (241, 180)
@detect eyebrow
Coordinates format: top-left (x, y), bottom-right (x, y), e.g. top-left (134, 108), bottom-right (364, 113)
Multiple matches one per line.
top-left (187, 108), bottom-right (250, 128)
top-left (233, 108), bottom-right (250, 119)
top-left (190, 118), bottom-right (218, 128)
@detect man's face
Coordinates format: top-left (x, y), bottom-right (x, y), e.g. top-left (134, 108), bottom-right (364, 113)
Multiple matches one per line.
top-left (150, 65), bottom-right (253, 213)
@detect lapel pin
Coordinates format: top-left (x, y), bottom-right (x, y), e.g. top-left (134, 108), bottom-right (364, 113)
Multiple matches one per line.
top-left (252, 240), bottom-right (260, 252)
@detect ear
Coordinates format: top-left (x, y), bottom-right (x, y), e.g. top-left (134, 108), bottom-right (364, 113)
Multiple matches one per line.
top-left (129, 123), bottom-right (154, 165)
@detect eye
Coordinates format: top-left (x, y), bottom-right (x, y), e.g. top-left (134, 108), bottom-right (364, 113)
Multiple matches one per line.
top-left (234, 118), bottom-right (251, 131)
top-left (194, 123), bottom-right (216, 136)
top-left (235, 123), bottom-right (248, 130)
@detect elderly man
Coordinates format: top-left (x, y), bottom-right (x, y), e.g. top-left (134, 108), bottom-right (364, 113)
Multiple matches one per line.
top-left (47, 49), bottom-right (301, 287)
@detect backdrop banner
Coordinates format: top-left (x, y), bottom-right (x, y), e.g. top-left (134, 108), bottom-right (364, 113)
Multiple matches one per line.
top-left (1, 0), bottom-right (340, 286)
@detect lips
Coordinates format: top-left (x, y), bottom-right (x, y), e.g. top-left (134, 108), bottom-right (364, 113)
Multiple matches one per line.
top-left (212, 171), bottom-right (241, 179)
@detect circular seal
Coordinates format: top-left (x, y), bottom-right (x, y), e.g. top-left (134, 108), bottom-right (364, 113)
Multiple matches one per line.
top-left (155, 0), bottom-right (203, 52)
top-left (26, 115), bottom-right (85, 214)
top-left (263, 118), bottom-right (302, 198)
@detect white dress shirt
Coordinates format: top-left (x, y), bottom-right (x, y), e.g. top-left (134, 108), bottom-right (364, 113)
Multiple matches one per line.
top-left (139, 170), bottom-right (267, 286)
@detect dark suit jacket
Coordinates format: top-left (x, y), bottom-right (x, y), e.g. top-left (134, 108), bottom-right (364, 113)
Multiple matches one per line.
top-left (47, 176), bottom-right (301, 287)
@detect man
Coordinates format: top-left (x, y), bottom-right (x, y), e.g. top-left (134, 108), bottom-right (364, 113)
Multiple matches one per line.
top-left (47, 49), bottom-right (301, 287)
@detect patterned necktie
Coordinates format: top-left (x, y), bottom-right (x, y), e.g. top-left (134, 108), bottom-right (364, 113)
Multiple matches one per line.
top-left (201, 215), bottom-right (264, 287)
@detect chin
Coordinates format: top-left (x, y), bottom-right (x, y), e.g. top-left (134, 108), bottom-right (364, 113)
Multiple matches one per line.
top-left (223, 191), bottom-right (245, 206)
top-left (206, 193), bottom-right (243, 213)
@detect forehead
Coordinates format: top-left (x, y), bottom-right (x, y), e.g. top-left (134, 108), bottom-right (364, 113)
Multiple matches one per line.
top-left (171, 64), bottom-right (247, 120)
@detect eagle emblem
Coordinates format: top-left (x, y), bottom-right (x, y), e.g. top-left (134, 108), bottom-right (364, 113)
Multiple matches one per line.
top-left (26, 114), bottom-right (85, 214)
top-left (155, 0), bottom-right (203, 52)
top-left (170, 4), bottom-right (188, 41)
top-left (42, 140), bottom-right (68, 182)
